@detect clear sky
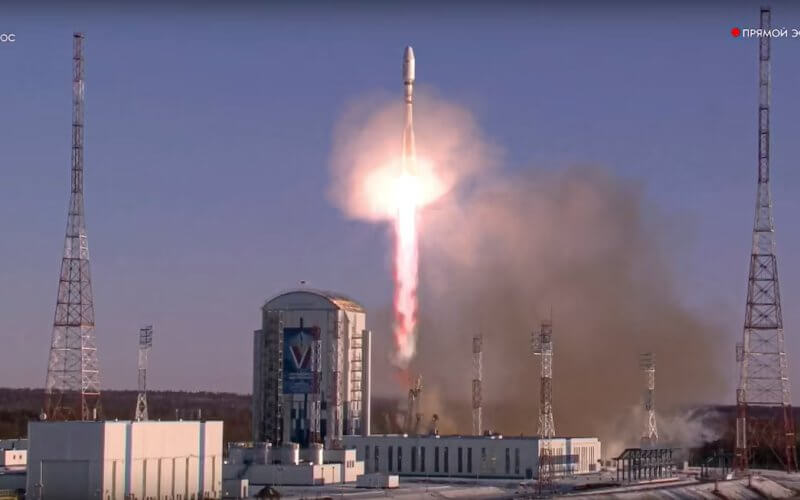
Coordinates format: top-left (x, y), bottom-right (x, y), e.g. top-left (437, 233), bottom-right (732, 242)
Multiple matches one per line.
top-left (2, 1), bottom-right (800, 396)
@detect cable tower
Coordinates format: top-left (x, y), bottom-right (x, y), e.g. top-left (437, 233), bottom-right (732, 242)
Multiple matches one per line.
top-left (44, 33), bottom-right (101, 421)
top-left (640, 353), bottom-right (658, 447)
top-left (532, 318), bottom-right (556, 495)
top-left (135, 326), bottom-right (154, 421)
top-left (735, 6), bottom-right (797, 474)
top-left (472, 333), bottom-right (483, 435)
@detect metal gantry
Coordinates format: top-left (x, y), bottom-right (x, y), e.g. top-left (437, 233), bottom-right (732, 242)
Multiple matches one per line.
top-left (735, 6), bottom-right (798, 474)
top-left (134, 326), bottom-right (154, 421)
top-left (472, 333), bottom-right (483, 436)
top-left (615, 448), bottom-right (675, 482)
top-left (640, 353), bottom-right (658, 446)
top-left (44, 33), bottom-right (101, 421)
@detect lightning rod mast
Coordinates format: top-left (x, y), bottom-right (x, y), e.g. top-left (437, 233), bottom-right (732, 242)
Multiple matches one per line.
top-left (134, 326), bottom-right (154, 421)
top-left (735, 6), bottom-right (797, 474)
top-left (640, 352), bottom-right (658, 447)
top-left (472, 333), bottom-right (483, 436)
top-left (44, 33), bottom-right (101, 421)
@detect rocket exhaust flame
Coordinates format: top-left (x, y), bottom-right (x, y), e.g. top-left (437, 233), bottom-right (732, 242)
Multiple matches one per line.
top-left (328, 46), bottom-right (492, 371)
top-left (393, 46), bottom-right (419, 367)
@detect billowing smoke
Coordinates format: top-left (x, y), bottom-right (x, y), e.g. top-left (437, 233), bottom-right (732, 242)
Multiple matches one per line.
top-left (329, 92), bottom-right (728, 456)
top-left (329, 90), bottom-right (499, 367)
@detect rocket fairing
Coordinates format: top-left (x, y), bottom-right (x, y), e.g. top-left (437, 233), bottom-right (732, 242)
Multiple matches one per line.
top-left (402, 46), bottom-right (416, 168)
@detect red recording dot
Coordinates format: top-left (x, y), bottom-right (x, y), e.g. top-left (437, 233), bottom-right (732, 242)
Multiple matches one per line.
top-left (732, 27), bottom-right (741, 37)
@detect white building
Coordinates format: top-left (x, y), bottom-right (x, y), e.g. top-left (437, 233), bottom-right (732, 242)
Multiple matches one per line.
top-left (343, 434), bottom-right (601, 479)
top-left (27, 420), bottom-right (222, 500)
top-left (224, 442), bottom-right (363, 488)
top-left (0, 449), bottom-right (26, 468)
top-left (252, 288), bottom-right (372, 449)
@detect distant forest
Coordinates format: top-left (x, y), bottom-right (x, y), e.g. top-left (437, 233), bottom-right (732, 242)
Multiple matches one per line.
top-left (0, 388), bottom-right (405, 445)
top-left (0, 388), bottom-right (251, 443)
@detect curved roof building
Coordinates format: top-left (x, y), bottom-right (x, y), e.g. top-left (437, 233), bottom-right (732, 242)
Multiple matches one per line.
top-left (253, 288), bottom-right (371, 448)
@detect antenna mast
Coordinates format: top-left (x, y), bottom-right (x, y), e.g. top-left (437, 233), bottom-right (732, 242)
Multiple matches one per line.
top-left (532, 318), bottom-right (556, 494)
top-left (735, 6), bottom-right (797, 473)
top-left (135, 326), bottom-right (154, 421)
top-left (532, 319), bottom-right (555, 438)
top-left (44, 33), bottom-right (101, 421)
top-left (640, 353), bottom-right (658, 446)
top-left (472, 333), bottom-right (483, 435)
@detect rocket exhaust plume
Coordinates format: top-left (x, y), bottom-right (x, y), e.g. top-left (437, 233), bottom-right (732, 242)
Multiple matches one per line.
top-left (394, 46), bottom-right (419, 366)
top-left (328, 47), bottom-right (495, 369)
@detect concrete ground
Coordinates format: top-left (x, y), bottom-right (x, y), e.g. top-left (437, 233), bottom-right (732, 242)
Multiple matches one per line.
top-left (252, 471), bottom-right (800, 499)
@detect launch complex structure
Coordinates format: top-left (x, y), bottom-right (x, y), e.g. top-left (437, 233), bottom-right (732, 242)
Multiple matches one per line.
top-left (30, 7), bottom-right (800, 490)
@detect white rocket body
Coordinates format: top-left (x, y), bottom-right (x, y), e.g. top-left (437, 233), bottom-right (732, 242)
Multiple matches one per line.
top-left (402, 46), bottom-right (416, 170)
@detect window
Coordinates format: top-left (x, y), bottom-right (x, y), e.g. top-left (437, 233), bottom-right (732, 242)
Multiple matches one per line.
top-left (375, 446), bottom-right (380, 472)
top-left (398, 446), bottom-right (403, 472)
top-left (467, 447), bottom-right (472, 473)
top-left (365, 445), bottom-right (370, 467)
top-left (481, 447), bottom-right (486, 471)
top-left (444, 447), bottom-right (449, 473)
top-left (434, 446), bottom-right (440, 473)
top-left (388, 446), bottom-right (394, 472)
top-left (421, 446), bottom-right (426, 472)
top-left (411, 446), bottom-right (417, 472)
top-left (505, 448), bottom-right (510, 475)
top-left (458, 447), bottom-right (463, 473)
top-left (514, 448), bottom-right (520, 475)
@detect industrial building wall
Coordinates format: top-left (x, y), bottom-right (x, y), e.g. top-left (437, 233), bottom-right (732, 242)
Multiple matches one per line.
top-left (344, 436), bottom-right (601, 479)
top-left (127, 421), bottom-right (223, 499)
top-left (27, 422), bottom-right (105, 499)
top-left (28, 421), bottom-right (222, 500)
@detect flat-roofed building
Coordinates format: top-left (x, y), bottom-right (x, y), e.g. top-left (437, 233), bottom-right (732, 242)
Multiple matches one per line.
top-left (343, 434), bottom-right (601, 479)
top-left (27, 420), bottom-right (222, 500)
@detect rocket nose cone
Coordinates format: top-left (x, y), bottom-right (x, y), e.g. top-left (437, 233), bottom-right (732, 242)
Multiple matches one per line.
top-left (403, 46), bottom-right (415, 83)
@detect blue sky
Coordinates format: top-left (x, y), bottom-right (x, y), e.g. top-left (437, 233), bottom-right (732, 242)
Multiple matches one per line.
top-left (2, 1), bottom-right (800, 395)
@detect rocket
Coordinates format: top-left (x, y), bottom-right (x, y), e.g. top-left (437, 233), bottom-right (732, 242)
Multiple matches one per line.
top-left (402, 46), bottom-right (416, 168)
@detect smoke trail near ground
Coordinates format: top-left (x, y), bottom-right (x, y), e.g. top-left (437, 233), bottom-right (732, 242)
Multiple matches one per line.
top-left (329, 92), bottom-right (728, 455)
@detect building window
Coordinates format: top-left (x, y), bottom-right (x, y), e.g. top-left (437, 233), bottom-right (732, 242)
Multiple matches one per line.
top-left (411, 446), bottom-right (417, 472)
top-left (434, 447), bottom-right (440, 473)
top-left (505, 448), bottom-right (510, 475)
top-left (458, 447), bottom-right (463, 473)
top-left (421, 446), bottom-right (426, 472)
top-left (375, 446), bottom-right (380, 472)
top-left (444, 447), bottom-right (449, 473)
top-left (388, 446), bottom-right (394, 472)
top-left (481, 447), bottom-right (486, 472)
top-left (365, 445), bottom-right (370, 468)
top-left (467, 447), bottom-right (472, 474)
top-left (514, 448), bottom-right (520, 475)
top-left (397, 446), bottom-right (403, 472)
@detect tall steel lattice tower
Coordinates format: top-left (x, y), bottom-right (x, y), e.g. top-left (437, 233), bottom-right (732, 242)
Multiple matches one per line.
top-left (735, 6), bottom-right (797, 474)
top-left (532, 319), bottom-right (555, 438)
top-left (134, 326), bottom-right (154, 421)
top-left (640, 353), bottom-right (658, 447)
top-left (472, 333), bottom-right (483, 436)
top-left (44, 33), bottom-right (101, 421)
